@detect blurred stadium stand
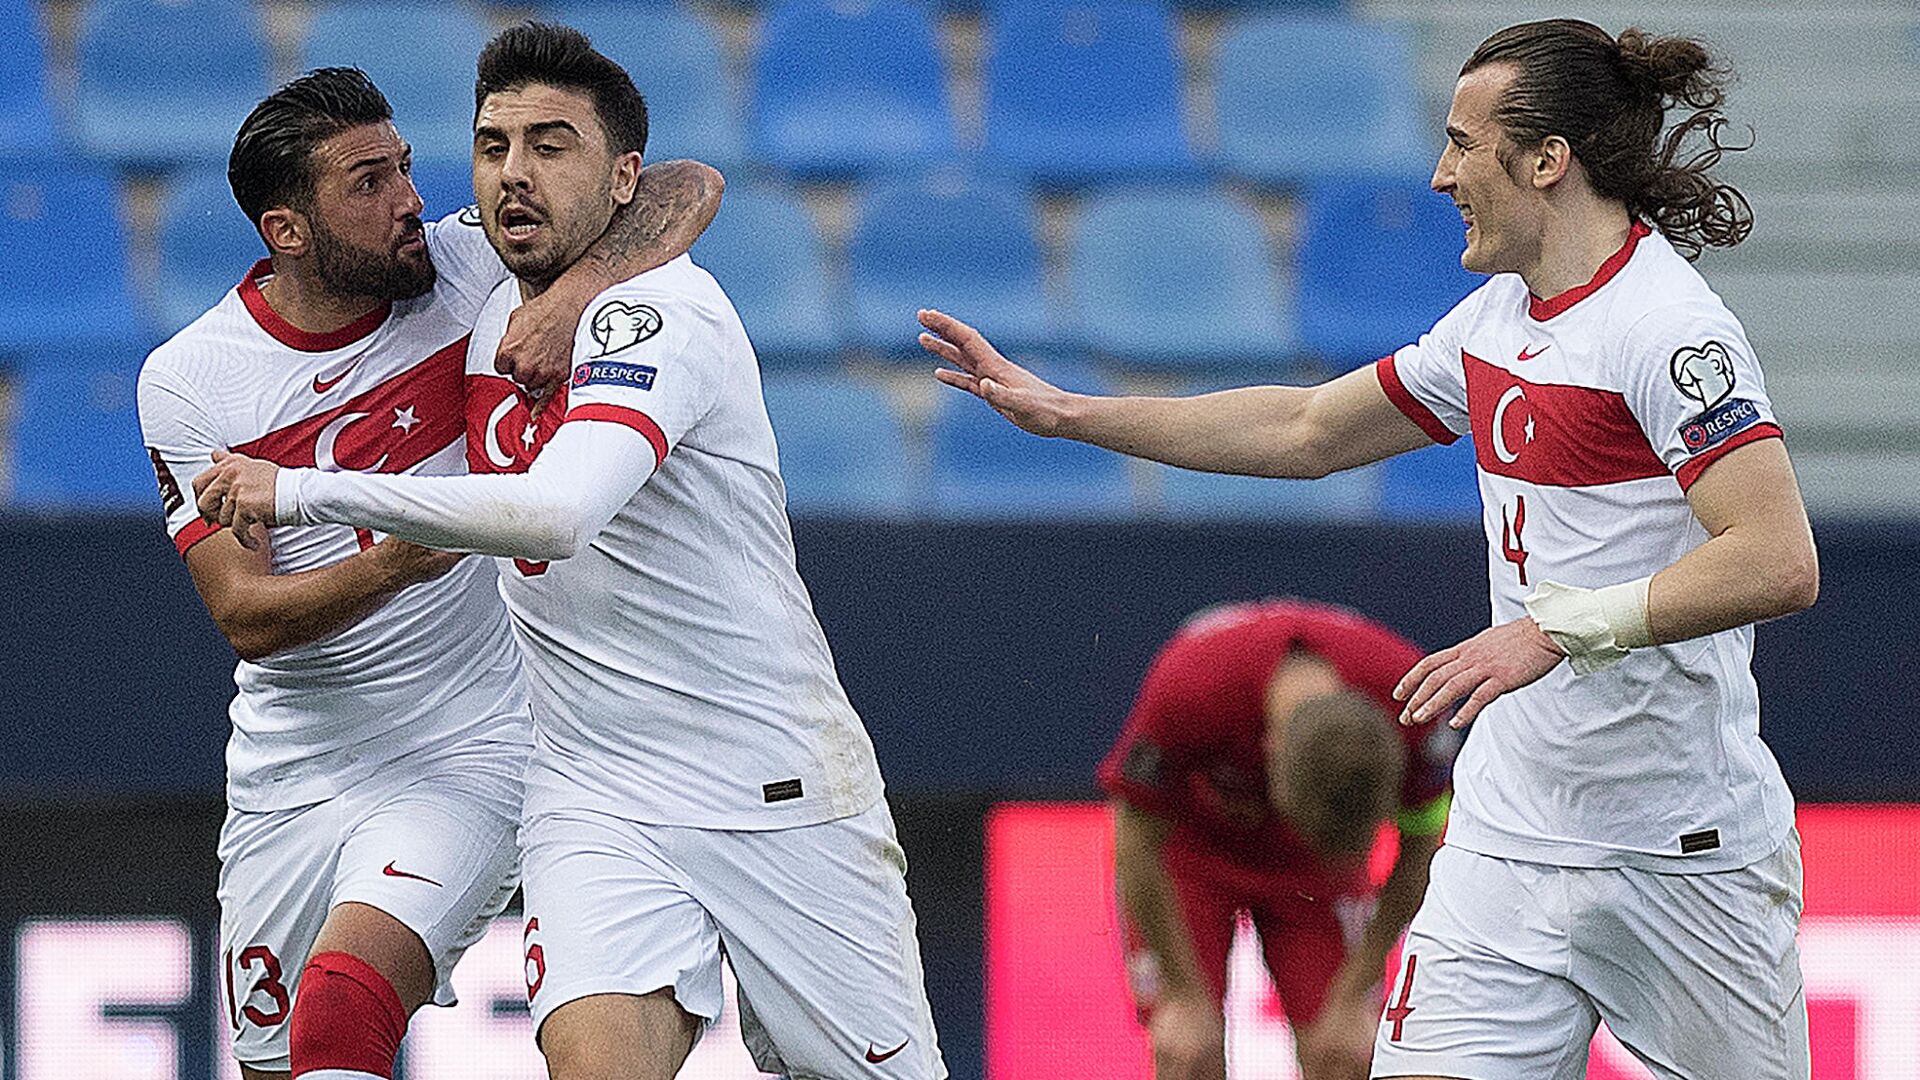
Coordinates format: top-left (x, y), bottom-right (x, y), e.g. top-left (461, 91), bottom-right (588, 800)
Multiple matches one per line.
top-left (980, 0), bottom-right (1196, 184)
top-left (847, 169), bottom-right (1059, 356)
top-left (750, 0), bottom-right (955, 176)
top-left (72, 0), bottom-right (270, 166)
top-left (0, 0), bottom-right (1915, 519)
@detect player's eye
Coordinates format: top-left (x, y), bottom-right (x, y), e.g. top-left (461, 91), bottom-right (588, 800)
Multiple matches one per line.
top-left (536, 142), bottom-right (563, 156)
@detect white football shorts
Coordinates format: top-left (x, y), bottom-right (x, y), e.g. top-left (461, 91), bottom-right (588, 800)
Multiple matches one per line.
top-left (520, 799), bottom-right (946, 1079)
top-left (1370, 833), bottom-right (1807, 1080)
top-left (215, 730), bottom-right (526, 1071)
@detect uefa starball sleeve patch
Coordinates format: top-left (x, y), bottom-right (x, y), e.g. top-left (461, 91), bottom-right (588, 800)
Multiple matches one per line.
top-left (588, 299), bottom-right (664, 357)
top-left (1670, 340), bottom-right (1762, 455)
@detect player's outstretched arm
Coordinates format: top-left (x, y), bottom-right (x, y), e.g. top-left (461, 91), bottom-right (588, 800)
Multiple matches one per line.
top-left (498, 161), bottom-right (724, 398)
top-left (193, 417), bottom-right (657, 562)
top-left (183, 529), bottom-right (462, 661)
top-left (919, 310), bottom-right (1430, 478)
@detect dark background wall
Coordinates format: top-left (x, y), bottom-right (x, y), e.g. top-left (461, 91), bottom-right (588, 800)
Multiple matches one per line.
top-left (3, 514), bottom-right (1914, 802)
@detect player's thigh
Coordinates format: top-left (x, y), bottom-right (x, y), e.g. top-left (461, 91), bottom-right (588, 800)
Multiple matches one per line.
top-left (1369, 846), bottom-right (1598, 1080)
top-left (217, 799), bottom-right (341, 1074)
top-left (330, 736), bottom-right (526, 1009)
top-left (1575, 835), bottom-right (1808, 1080)
top-left (687, 801), bottom-right (947, 1079)
top-left (538, 989), bottom-right (701, 1080)
top-left (520, 807), bottom-right (727, 1055)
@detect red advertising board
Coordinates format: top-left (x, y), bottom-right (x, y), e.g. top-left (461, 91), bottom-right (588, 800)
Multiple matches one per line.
top-left (986, 803), bottom-right (1920, 1080)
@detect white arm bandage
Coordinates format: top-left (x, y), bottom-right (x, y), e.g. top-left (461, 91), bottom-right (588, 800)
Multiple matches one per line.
top-left (276, 417), bottom-right (659, 561)
top-left (1524, 576), bottom-right (1654, 675)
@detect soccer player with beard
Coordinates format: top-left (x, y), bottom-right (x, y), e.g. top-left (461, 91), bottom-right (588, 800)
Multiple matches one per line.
top-left (917, 19), bottom-right (1817, 1080)
top-left (137, 67), bottom-right (717, 1080)
top-left (194, 26), bottom-right (946, 1079)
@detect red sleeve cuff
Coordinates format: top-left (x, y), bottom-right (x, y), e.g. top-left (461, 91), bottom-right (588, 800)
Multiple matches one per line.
top-left (1374, 355), bottom-right (1459, 446)
top-left (173, 519), bottom-right (222, 555)
top-left (1675, 423), bottom-right (1782, 491)
top-left (565, 403), bottom-right (669, 465)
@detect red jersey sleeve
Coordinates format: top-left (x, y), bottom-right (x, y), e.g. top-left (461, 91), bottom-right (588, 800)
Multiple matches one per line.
top-left (1097, 640), bottom-right (1205, 818)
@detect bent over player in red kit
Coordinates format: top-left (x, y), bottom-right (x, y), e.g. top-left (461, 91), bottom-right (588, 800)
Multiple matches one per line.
top-left (1100, 599), bottom-right (1455, 1080)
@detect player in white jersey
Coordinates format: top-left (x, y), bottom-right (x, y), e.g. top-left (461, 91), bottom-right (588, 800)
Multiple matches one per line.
top-left (139, 67), bottom-right (718, 1080)
top-left (195, 25), bottom-right (944, 1080)
top-left (909, 19), bottom-right (1816, 1080)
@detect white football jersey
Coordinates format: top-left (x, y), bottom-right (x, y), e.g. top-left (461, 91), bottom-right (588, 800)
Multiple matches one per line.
top-left (461, 257), bottom-right (884, 829)
top-left (138, 210), bottom-right (531, 812)
top-left (1378, 223), bottom-right (1795, 871)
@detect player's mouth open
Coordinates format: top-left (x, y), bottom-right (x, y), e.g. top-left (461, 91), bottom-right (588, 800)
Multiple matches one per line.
top-left (501, 205), bottom-right (544, 242)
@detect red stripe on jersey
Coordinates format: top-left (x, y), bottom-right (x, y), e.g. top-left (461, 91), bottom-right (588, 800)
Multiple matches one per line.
top-left (1374, 356), bottom-right (1460, 445)
top-left (1463, 351), bottom-right (1668, 487)
top-left (239, 261), bottom-right (391, 352)
top-left (174, 518), bottom-right (222, 555)
top-left (234, 337), bottom-right (469, 471)
top-left (464, 373), bottom-right (567, 475)
top-left (1675, 422), bottom-right (1783, 491)
top-left (566, 403), bottom-right (669, 464)
top-left (1527, 222), bottom-right (1650, 322)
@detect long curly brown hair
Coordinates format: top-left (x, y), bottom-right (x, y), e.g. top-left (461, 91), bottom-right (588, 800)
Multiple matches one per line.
top-left (1465, 19), bottom-right (1753, 261)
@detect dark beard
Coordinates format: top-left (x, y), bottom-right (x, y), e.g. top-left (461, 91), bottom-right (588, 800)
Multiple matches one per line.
top-left (309, 215), bottom-right (437, 302)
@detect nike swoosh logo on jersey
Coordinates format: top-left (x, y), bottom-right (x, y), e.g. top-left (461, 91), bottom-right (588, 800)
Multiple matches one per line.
top-left (865, 1039), bottom-right (909, 1064)
top-left (1516, 344), bottom-right (1550, 362)
top-left (313, 355), bottom-right (366, 393)
top-left (382, 861), bottom-right (443, 887)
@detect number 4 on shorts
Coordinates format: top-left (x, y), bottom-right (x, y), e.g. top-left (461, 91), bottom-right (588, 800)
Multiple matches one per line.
top-left (1384, 954), bottom-right (1418, 1042)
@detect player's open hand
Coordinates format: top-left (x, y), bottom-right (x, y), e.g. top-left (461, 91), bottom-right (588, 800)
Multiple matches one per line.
top-left (919, 309), bottom-right (1077, 437)
top-left (1147, 992), bottom-right (1227, 1080)
top-left (1394, 616), bottom-right (1566, 729)
top-left (192, 451), bottom-right (281, 550)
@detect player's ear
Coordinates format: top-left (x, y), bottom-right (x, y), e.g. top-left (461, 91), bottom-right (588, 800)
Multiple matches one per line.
top-left (1533, 135), bottom-right (1573, 190)
top-left (258, 207), bottom-right (308, 259)
top-left (609, 151), bottom-right (642, 207)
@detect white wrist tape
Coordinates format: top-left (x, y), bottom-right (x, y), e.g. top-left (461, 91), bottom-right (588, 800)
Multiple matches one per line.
top-left (1524, 576), bottom-right (1653, 675)
top-left (276, 467), bottom-right (311, 526)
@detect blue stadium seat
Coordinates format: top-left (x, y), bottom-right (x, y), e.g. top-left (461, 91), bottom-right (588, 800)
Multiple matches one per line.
top-left (1069, 188), bottom-right (1294, 367)
top-left (0, 3), bottom-right (57, 157)
top-left (848, 171), bottom-right (1060, 356)
top-left (154, 170), bottom-right (263, 335)
top-left (1297, 176), bottom-right (1483, 365)
top-left (408, 159), bottom-right (476, 220)
top-left (982, 0), bottom-right (1193, 184)
top-left (303, 3), bottom-right (494, 164)
top-left (762, 374), bottom-right (916, 515)
top-left (750, 0), bottom-right (955, 177)
top-left (1379, 435), bottom-right (1480, 520)
top-left (930, 361), bottom-right (1133, 516)
top-left (72, 0), bottom-right (271, 166)
top-left (548, 4), bottom-right (747, 171)
top-left (1159, 463), bottom-right (1380, 520)
top-left (8, 350), bottom-right (154, 508)
top-left (689, 181), bottom-right (841, 363)
top-left (0, 164), bottom-right (141, 350)
top-left (1215, 14), bottom-right (1427, 187)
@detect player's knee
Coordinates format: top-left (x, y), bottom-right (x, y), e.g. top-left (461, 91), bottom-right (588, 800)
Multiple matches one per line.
top-left (286, 951), bottom-right (408, 1079)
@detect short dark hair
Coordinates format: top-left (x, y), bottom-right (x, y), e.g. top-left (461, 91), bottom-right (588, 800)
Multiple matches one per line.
top-left (1464, 20), bottom-right (1752, 260)
top-left (1268, 691), bottom-right (1406, 858)
top-left (475, 22), bottom-right (648, 156)
top-left (228, 67), bottom-right (393, 227)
